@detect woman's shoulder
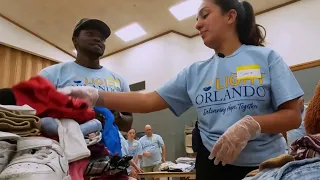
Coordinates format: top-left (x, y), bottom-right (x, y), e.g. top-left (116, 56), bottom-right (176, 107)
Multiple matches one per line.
top-left (185, 56), bottom-right (215, 73)
top-left (244, 45), bottom-right (281, 58)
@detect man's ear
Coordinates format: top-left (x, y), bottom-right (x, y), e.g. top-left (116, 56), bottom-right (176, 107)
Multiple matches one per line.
top-left (226, 9), bottom-right (237, 24)
top-left (72, 36), bottom-right (78, 49)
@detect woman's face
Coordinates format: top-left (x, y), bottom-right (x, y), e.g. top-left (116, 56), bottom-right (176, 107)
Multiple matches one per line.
top-left (195, 0), bottom-right (236, 49)
top-left (128, 129), bottom-right (136, 139)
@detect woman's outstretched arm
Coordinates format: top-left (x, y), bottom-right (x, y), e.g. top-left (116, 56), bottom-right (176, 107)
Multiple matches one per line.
top-left (97, 91), bottom-right (169, 113)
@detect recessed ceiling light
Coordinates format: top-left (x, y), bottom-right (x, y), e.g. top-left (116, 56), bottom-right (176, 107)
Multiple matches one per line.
top-left (115, 23), bottom-right (147, 42)
top-left (169, 0), bottom-right (202, 21)
top-left (73, 49), bottom-right (77, 54)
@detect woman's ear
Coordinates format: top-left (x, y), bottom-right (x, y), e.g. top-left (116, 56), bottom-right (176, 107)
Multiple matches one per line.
top-left (226, 9), bottom-right (237, 24)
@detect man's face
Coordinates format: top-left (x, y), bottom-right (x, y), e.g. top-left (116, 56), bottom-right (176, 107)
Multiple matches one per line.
top-left (74, 29), bottom-right (106, 57)
top-left (144, 126), bottom-right (152, 136)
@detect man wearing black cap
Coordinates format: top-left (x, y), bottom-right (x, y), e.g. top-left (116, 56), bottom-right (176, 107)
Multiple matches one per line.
top-left (39, 18), bottom-right (133, 132)
top-left (39, 18), bottom-right (134, 179)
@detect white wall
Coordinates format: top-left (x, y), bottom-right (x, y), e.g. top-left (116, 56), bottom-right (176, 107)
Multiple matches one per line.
top-left (0, 16), bottom-right (74, 62)
top-left (101, 0), bottom-right (320, 91)
top-left (257, 0), bottom-right (320, 66)
top-left (101, 33), bottom-right (213, 91)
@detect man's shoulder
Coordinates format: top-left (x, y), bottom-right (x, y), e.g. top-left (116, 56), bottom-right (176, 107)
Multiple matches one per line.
top-left (150, 134), bottom-right (162, 140)
top-left (41, 61), bottom-right (73, 73)
top-left (101, 67), bottom-right (126, 80)
top-left (139, 135), bottom-right (147, 140)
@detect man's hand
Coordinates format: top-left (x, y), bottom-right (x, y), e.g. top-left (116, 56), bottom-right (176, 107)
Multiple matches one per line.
top-left (143, 152), bottom-right (152, 157)
top-left (112, 111), bottom-right (133, 132)
top-left (161, 159), bottom-right (166, 163)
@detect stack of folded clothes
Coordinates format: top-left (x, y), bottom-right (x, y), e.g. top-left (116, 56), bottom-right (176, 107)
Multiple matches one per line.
top-left (0, 76), bottom-right (133, 180)
top-left (0, 105), bottom-right (40, 137)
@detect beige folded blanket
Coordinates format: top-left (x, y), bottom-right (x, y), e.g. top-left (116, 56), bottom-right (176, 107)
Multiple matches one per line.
top-left (0, 107), bottom-right (40, 137)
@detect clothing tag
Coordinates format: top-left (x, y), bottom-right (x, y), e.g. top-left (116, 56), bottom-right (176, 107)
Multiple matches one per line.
top-left (236, 65), bottom-right (261, 80)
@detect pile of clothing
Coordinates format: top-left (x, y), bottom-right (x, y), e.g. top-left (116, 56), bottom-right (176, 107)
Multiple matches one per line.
top-left (244, 134), bottom-right (320, 180)
top-left (158, 157), bottom-right (195, 173)
top-left (0, 76), bottom-right (132, 180)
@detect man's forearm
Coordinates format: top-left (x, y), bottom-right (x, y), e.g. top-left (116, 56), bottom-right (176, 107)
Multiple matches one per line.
top-left (161, 147), bottom-right (166, 162)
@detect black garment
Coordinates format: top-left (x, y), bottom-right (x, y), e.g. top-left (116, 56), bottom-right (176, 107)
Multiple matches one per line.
top-left (0, 88), bottom-right (16, 105)
top-left (192, 121), bottom-right (201, 152)
top-left (194, 122), bottom-right (257, 180)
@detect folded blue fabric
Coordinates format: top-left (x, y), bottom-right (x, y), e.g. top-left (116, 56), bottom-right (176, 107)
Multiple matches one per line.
top-left (94, 107), bottom-right (122, 157)
top-left (41, 117), bottom-right (102, 137)
top-left (40, 117), bottom-right (58, 137)
top-left (81, 119), bottom-right (103, 135)
top-left (243, 157), bottom-right (320, 180)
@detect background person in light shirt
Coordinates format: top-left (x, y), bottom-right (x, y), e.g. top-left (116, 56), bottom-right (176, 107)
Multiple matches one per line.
top-left (139, 125), bottom-right (166, 180)
top-left (126, 128), bottom-right (143, 178)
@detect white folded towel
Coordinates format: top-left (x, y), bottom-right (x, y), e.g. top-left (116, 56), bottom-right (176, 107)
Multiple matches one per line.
top-left (55, 119), bottom-right (90, 163)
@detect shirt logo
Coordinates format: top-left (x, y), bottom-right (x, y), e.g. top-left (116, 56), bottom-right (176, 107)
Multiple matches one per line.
top-left (195, 67), bottom-right (266, 116)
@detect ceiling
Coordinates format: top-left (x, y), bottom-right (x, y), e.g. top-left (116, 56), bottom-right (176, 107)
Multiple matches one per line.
top-left (0, 0), bottom-right (297, 59)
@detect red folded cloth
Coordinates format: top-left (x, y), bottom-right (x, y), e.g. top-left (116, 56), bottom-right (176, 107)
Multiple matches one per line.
top-left (12, 76), bottom-right (95, 123)
top-left (70, 158), bottom-right (90, 180)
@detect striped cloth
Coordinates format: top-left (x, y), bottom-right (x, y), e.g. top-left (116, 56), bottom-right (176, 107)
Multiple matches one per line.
top-left (290, 134), bottom-right (320, 160)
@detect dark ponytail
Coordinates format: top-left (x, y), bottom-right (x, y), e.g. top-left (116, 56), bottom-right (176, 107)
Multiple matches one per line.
top-left (212, 0), bottom-right (266, 46)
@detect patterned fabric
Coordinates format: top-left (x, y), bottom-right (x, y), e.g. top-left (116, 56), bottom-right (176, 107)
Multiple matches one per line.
top-left (84, 155), bottom-right (132, 177)
top-left (290, 134), bottom-right (320, 160)
top-left (84, 157), bottom-right (110, 176)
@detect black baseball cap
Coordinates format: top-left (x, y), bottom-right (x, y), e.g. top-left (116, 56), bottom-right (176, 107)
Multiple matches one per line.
top-left (73, 18), bottom-right (111, 39)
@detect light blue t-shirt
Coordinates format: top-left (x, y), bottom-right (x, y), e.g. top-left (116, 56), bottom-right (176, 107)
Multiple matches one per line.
top-left (157, 45), bottom-right (304, 166)
top-left (127, 139), bottom-right (143, 173)
top-left (139, 134), bottom-right (164, 167)
top-left (119, 132), bottom-right (129, 156)
top-left (127, 139), bottom-right (143, 160)
top-left (39, 61), bottom-right (130, 92)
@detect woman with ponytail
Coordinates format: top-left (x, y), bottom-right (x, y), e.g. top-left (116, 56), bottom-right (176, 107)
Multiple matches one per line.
top-left (59, 0), bottom-right (304, 179)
